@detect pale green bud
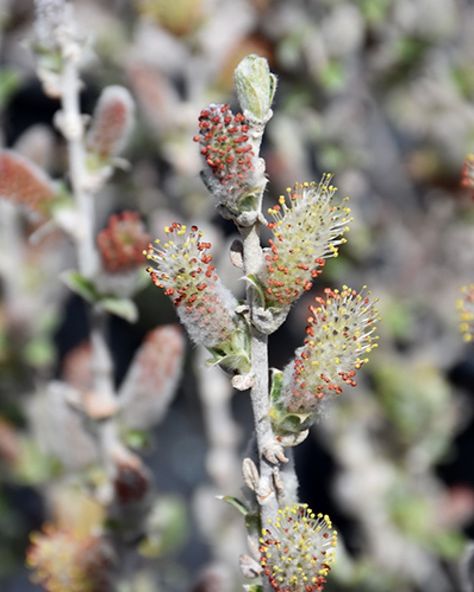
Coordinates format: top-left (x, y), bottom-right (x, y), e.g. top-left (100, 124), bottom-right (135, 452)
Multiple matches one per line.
top-left (234, 54), bottom-right (277, 122)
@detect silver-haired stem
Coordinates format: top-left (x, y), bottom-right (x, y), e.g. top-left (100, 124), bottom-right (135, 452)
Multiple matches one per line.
top-left (40, 0), bottom-right (120, 489)
top-left (59, 42), bottom-right (97, 278)
top-left (240, 222), bottom-right (278, 592)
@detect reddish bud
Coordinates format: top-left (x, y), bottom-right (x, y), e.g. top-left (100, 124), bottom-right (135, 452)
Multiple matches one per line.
top-left (194, 104), bottom-right (256, 212)
top-left (86, 86), bottom-right (135, 161)
top-left (0, 150), bottom-right (56, 214)
top-left (97, 211), bottom-right (150, 274)
top-left (119, 325), bottom-right (184, 429)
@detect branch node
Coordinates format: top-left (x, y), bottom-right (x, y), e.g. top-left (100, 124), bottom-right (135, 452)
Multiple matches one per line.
top-left (232, 372), bottom-right (255, 391)
top-left (242, 457), bottom-right (260, 492)
top-left (261, 435), bottom-right (288, 465)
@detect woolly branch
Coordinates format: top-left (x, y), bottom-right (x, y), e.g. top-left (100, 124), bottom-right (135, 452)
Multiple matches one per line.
top-left (34, 0), bottom-right (125, 496)
top-left (56, 26), bottom-right (97, 277)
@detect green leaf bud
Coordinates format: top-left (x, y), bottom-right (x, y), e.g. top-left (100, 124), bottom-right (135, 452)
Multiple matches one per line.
top-left (234, 54), bottom-right (277, 122)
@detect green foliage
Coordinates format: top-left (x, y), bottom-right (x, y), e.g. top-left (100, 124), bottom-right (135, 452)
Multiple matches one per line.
top-left (62, 270), bottom-right (138, 322)
top-left (139, 496), bottom-right (187, 558)
top-left (0, 69), bottom-right (19, 109)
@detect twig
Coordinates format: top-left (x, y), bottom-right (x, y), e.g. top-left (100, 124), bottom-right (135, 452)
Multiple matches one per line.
top-left (240, 221), bottom-right (280, 526)
top-left (237, 116), bottom-right (296, 590)
top-left (38, 0), bottom-right (120, 488)
top-left (57, 28), bottom-right (96, 278)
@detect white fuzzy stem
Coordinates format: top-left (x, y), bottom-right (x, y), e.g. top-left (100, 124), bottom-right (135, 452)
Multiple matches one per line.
top-left (237, 118), bottom-right (300, 592)
top-left (60, 49), bottom-right (97, 278)
top-left (241, 223), bottom-right (278, 525)
top-left (45, 0), bottom-right (119, 486)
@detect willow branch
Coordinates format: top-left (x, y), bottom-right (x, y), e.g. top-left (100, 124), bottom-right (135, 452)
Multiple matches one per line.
top-left (42, 0), bottom-right (120, 488)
